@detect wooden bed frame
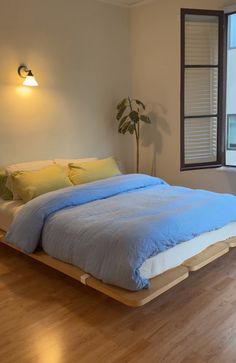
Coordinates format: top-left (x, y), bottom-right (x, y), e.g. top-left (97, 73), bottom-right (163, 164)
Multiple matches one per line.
top-left (0, 229), bottom-right (235, 307)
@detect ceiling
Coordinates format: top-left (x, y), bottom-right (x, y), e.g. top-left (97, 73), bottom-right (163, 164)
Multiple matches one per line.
top-left (99, 0), bottom-right (148, 7)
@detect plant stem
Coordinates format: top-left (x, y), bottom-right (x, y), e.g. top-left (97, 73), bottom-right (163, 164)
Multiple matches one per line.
top-left (128, 96), bottom-right (133, 111)
top-left (129, 97), bottom-right (140, 173)
top-left (128, 97), bottom-right (140, 173)
top-left (135, 122), bottom-right (140, 173)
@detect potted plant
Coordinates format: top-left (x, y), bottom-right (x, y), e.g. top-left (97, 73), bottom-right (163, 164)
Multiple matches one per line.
top-left (116, 97), bottom-right (151, 173)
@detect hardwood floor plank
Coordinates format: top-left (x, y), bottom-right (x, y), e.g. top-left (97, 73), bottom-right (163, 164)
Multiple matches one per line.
top-left (1, 245), bottom-right (236, 362)
top-left (0, 235), bottom-right (189, 307)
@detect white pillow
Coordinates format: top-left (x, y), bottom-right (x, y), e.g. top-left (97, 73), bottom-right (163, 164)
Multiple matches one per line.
top-left (54, 158), bottom-right (97, 166)
top-left (6, 160), bottom-right (55, 200)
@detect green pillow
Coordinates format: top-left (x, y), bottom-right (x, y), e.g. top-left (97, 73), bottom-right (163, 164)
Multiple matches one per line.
top-left (0, 168), bottom-right (13, 200)
top-left (69, 157), bottom-right (121, 185)
top-left (11, 164), bottom-right (73, 203)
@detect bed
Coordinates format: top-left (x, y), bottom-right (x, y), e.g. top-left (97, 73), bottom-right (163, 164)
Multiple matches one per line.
top-left (0, 198), bottom-right (24, 231)
top-left (1, 174), bottom-right (236, 306)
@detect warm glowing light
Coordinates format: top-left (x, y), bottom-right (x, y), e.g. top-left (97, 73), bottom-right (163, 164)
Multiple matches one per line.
top-left (34, 330), bottom-right (62, 363)
top-left (23, 75), bottom-right (38, 87)
top-left (16, 86), bottom-right (32, 96)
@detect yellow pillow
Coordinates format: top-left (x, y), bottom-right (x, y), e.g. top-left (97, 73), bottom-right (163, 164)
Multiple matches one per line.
top-left (12, 164), bottom-right (73, 203)
top-left (69, 157), bottom-right (121, 185)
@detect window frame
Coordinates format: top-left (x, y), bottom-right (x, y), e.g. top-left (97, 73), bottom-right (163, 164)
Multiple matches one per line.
top-left (225, 11), bottom-right (236, 167)
top-left (180, 8), bottom-right (225, 171)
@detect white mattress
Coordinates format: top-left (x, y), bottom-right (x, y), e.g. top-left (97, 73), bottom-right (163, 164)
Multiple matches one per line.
top-left (140, 221), bottom-right (236, 279)
top-left (0, 198), bottom-right (235, 280)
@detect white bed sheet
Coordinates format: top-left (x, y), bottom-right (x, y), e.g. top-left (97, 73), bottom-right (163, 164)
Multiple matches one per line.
top-left (0, 197), bottom-right (235, 280)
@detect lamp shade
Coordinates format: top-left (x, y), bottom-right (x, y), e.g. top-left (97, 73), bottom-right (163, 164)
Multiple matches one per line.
top-left (22, 70), bottom-right (38, 87)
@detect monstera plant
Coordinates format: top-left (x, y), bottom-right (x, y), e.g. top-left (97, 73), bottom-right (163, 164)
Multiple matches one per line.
top-left (116, 97), bottom-right (151, 173)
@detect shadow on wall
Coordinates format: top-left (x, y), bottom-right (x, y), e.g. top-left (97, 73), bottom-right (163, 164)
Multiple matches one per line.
top-left (140, 103), bottom-right (171, 176)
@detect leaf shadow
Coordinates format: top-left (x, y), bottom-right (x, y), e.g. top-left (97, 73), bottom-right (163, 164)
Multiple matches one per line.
top-left (140, 103), bottom-right (171, 175)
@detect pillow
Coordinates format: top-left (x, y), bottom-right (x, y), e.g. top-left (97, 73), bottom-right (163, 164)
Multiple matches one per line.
top-left (6, 160), bottom-right (55, 200)
top-left (0, 168), bottom-right (13, 200)
top-left (11, 164), bottom-right (73, 203)
top-left (54, 158), bottom-right (97, 166)
top-left (69, 157), bottom-right (121, 185)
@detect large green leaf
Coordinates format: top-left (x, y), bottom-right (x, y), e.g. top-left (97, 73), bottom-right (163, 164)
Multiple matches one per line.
top-left (128, 123), bottom-right (135, 134)
top-left (117, 98), bottom-right (127, 111)
top-left (116, 98), bottom-right (151, 136)
top-left (118, 115), bottom-right (128, 129)
top-left (116, 104), bottom-right (127, 121)
top-left (119, 120), bottom-right (132, 134)
top-left (140, 115), bottom-right (151, 123)
top-left (129, 110), bottom-right (139, 123)
top-left (134, 99), bottom-right (145, 110)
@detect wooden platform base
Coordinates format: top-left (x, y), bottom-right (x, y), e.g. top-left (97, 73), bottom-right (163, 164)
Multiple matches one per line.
top-left (0, 231), bottom-right (188, 307)
top-left (0, 230), bottom-right (235, 307)
top-left (225, 237), bottom-right (236, 248)
top-left (182, 242), bottom-right (229, 271)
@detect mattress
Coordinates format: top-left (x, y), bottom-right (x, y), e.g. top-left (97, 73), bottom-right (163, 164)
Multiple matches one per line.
top-left (1, 197), bottom-right (236, 280)
top-left (140, 221), bottom-right (236, 279)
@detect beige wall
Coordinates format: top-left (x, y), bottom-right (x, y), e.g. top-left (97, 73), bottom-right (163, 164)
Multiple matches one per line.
top-left (130, 0), bottom-right (236, 194)
top-left (0, 0), bottom-right (130, 166)
top-left (2, 0), bottom-right (236, 194)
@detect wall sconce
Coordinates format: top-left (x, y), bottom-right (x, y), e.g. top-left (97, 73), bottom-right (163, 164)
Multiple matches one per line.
top-left (18, 65), bottom-right (39, 87)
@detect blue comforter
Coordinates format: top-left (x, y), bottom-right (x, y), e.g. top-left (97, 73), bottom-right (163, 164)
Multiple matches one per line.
top-left (6, 174), bottom-right (236, 291)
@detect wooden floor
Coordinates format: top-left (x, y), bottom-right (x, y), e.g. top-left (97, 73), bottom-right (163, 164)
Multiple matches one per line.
top-left (1, 245), bottom-right (236, 363)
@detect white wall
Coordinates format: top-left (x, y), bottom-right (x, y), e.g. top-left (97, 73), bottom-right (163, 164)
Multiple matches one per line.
top-left (130, 0), bottom-right (236, 194)
top-left (0, 0), bottom-right (130, 166)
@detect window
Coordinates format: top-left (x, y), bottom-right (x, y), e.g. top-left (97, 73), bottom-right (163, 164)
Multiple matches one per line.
top-left (229, 14), bottom-right (236, 49)
top-left (180, 9), bottom-right (224, 170)
top-left (227, 115), bottom-right (236, 150)
top-left (225, 13), bottom-right (236, 166)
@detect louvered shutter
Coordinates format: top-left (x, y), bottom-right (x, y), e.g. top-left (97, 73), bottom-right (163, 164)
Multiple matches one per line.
top-left (181, 10), bottom-right (224, 170)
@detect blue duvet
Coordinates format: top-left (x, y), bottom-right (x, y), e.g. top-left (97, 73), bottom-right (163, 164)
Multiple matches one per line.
top-left (6, 174), bottom-right (236, 291)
